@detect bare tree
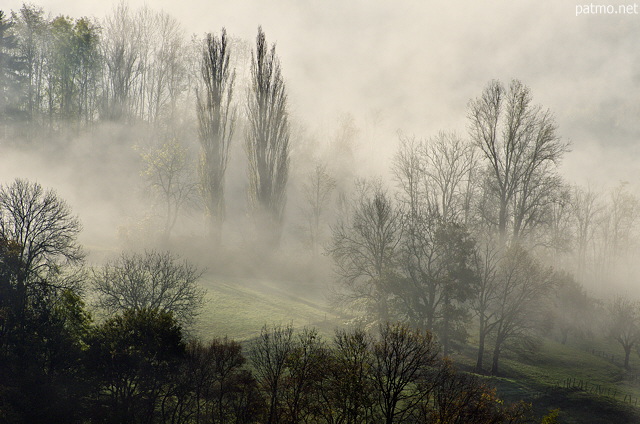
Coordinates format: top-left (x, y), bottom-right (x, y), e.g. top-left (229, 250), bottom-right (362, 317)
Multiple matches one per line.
top-left (245, 27), bottom-right (290, 247)
top-left (422, 132), bottom-right (477, 224)
top-left (281, 327), bottom-right (326, 424)
top-left (468, 79), bottom-right (569, 243)
top-left (371, 322), bottom-right (440, 424)
top-left (101, 3), bottom-right (141, 121)
top-left (595, 183), bottom-right (640, 283)
top-left (0, 178), bottom-right (83, 281)
top-left (197, 28), bottom-right (236, 243)
top-left (328, 180), bottom-right (403, 324)
top-left (608, 296), bottom-right (640, 369)
top-left (394, 132), bottom-right (477, 231)
top-left (250, 323), bottom-right (294, 424)
top-left (12, 4), bottom-right (49, 137)
top-left (485, 245), bottom-right (554, 375)
top-left (92, 250), bottom-right (205, 328)
top-left (143, 10), bottom-right (186, 125)
top-left (470, 236), bottom-right (502, 372)
top-left (301, 162), bottom-right (336, 256)
top-left (319, 328), bottom-right (375, 424)
top-left (569, 185), bottom-right (603, 281)
top-left (140, 139), bottom-right (198, 240)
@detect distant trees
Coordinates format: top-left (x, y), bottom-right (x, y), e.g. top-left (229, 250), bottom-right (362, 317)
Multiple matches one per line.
top-left (47, 16), bottom-right (101, 126)
top-left (0, 10), bottom-right (24, 129)
top-left (197, 28), bottom-right (237, 243)
top-left (10, 5), bottom-right (44, 138)
top-left (140, 139), bottom-right (198, 240)
top-left (92, 250), bottom-right (206, 328)
top-left (551, 273), bottom-right (596, 345)
top-left (245, 27), bottom-right (290, 247)
top-left (101, 5), bottom-right (187, 124)
top-left (607, 296), bottom-right (640, 369)
top-left (301, 162), bottom-right (336, 256)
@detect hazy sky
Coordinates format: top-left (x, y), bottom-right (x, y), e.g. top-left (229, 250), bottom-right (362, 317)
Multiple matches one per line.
top-left (3, 0), bottom-right (640, 187)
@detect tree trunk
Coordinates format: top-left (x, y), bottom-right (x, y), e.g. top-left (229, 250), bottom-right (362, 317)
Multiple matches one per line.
top-left (560, 328), bottom-right (568, 345)
top-left (490, 342), bottom-right (501, 375)
top-left (476, 321), bottom-right (486, 373)
top-left (625, 346), bottom-right (631, 369)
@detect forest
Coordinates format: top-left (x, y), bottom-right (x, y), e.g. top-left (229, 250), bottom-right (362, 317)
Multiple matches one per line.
top-left (1, 2), bottom-right (640, 423)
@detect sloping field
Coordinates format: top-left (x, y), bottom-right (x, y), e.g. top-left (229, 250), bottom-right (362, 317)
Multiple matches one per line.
top-left (195, 274), bottom-right (344, 340)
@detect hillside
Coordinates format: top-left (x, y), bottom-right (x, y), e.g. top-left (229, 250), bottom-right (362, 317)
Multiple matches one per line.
top-left (194, 276), bottom-right (640, 423)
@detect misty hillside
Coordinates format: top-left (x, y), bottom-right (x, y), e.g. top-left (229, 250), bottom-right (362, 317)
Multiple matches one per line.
top-left (2, 1), bottom-right (640, 423)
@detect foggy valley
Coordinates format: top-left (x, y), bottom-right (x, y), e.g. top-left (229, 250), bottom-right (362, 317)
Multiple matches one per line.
top-left (1, 1), bottom-right (640, 423)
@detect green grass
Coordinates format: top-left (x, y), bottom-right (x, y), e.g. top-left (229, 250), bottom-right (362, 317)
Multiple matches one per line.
top-left (452, 338), bottom-right (640, 423)
top-left (193, 274), bottom-right (640, 423)
top-left (195, 273), bottom-right (343, 341)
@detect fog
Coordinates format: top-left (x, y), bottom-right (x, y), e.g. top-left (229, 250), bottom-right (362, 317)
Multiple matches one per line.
top-left (1, 1), bottom-right (640, 289)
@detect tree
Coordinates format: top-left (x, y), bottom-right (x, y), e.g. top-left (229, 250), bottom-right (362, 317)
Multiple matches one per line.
top-left (250, 323), bottom-right (294, 424)
top-left (392, 134), bottom-right (478, 354)
top-left (595, 183), bottom-right (640, 284)
top-left (319, 328), bottom-right (375, 424)
top-left (607, 296), bottom-right (640, 369)
top-left (428, 360), bottom-right (531, 423)
top-left (142, 10), bottom-right (186, 125)
top-left (371, 323), bottom-right (440, 424)
top-left (92, 250), bottom-right (205, 328)
top-left (71, 17), bottom-right (101, 127)
top-left (0, 178), bottom-right (83, 283)
top-left (197, 28), bottom-right (237, 244)
top-left (394, 132), bottom-right (477, 225)
top-left (329, 180), bottom-right (403, 324)
top-left (395, 217), bottom-right (476, 356)
top-left (569, 185), bottom-right (602, 282)
top-left (140, 139), bottom-right (198, 240)
top-left (11, 4), bottom-right (48, 137)
top-left (470, 237), bottom-right (502, 373)
top-left (86, 308), bottom-right (186, 423)
top-left (281, 327), bottom-right (326, 424)
top-left (0, 10), bottom-right (25, 132)
top-left (300, 162), bottom-right (336, 256)
top-left (468, 79), bottom-right (569, 243)
top-left (182, 337), bottom-right (263, 424)
top-left (101, 3), bottom-right (140, 121)
top-left (245, 27), bottom-right (290, 247)
top-left (552, 273), bottom-right (595, 345)
top-left (0, 271), bottom-right (92, 422)
top-left (486, 245), bottom-right (554, 375)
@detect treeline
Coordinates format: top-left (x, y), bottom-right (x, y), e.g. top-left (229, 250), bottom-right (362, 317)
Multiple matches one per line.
top-left (0, 180), bottom-right (532, 422)
top-left (0, 4), bottom-right (196, 134)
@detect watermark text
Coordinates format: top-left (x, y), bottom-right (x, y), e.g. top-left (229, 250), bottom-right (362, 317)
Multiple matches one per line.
top-left (576, 3), bottom-right (639, 15)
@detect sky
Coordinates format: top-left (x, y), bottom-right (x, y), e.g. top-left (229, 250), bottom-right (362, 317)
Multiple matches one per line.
top-left (3, 0), bottom-right (639, 187)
